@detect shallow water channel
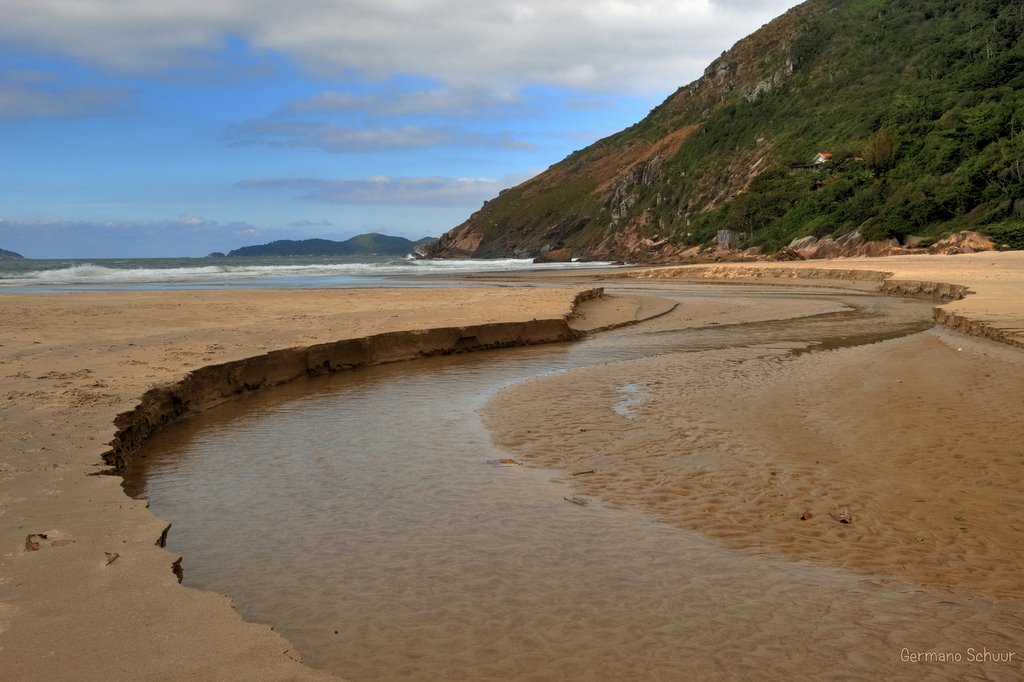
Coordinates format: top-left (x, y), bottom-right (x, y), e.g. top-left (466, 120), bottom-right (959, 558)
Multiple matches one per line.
top-left (124, 284), bottom-right (1004, 680)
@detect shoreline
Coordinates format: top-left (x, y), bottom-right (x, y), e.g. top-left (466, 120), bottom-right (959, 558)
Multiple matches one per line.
top-left (2, 254), bottom-right (1023, 679)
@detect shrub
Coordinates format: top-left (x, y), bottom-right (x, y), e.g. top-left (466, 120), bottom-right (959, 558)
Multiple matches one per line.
top-left (862, 127), bottom-right (901, 173)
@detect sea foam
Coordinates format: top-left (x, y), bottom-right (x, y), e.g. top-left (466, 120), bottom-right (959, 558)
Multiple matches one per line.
top-left (0, 258), bottom-right (618, 289)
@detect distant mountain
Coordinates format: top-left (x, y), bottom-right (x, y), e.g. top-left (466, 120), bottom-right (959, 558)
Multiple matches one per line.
top-left (227, 233), bottom-right (435, 257)
top-left (425, 0), bottom-right (1024, 260)
top-left (0, 248), bottom-right (25, 259)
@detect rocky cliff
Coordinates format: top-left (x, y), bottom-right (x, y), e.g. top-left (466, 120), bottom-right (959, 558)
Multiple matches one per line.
top-left (424, 0), bottom-right (1023, 261)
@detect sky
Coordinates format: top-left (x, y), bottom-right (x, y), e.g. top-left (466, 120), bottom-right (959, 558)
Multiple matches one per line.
top-left (0, 0), bottom-right (803, 258)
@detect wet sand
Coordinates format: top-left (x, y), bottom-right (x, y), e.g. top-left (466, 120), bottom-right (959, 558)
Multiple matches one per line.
top-left (486, 328), bottom-right (1024, 601)
top-left (0, 287), bottom-right (609, 681)
top-left (2, 253), bottom-right (1024, 680)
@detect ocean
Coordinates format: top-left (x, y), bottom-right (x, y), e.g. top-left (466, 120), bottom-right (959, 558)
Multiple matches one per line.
top-left (0, 255), bottom-right (621, 293)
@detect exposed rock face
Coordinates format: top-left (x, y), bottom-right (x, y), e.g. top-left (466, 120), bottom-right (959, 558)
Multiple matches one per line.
top-left (773, 247), bottom-right (804, 261)
top-left (743, 59), bottom-right (794, 102)
top-left (931, 231), bottom-right (996, 255)
top-left (419, 226), bottom-right (485, 259)
top-left (783, 233), bottom-right (927, 260)
top-left (776, 230), bottom-right (996, 261)
top-left (533, 248), bottom-right (573, 264)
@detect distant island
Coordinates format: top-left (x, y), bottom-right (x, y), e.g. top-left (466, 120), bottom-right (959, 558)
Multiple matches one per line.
top-left (0, 248), bottom-right (25, 260)
top-left (226, 233), bottom-right (435, 257)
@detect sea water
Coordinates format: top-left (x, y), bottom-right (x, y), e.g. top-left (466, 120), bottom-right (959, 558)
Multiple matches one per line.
top-left (0, 255), bottom-right (620, 292)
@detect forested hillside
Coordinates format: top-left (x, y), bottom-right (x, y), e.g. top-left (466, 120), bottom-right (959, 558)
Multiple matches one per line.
top-left (426, 0), bottom-right (1024, 259)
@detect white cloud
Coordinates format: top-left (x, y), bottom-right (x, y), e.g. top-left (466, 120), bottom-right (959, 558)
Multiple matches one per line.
top-left (237, 176), bottom-right (506, 205)
top-left (0, 69), bottom-right (131, 119)
top-left (288, 87), bottom-right (523, 117)
top-left (0, 0), bottom-right (803, 94)
top-left (227, 120), bottom-right (536, 152)
top-left (289, 218), bottom-right (334, 227)
top-left (227, 120), bottom-right (452, 151)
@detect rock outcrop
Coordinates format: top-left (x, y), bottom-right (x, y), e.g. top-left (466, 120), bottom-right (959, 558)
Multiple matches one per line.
top-left (776, 231), bottom-right (996, 261)
top-left (533, 247), bottom-right (573, 264)
top-left (931, 231), bottom-right (996, 255)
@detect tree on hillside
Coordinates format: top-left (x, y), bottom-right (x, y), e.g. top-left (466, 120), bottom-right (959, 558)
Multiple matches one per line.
top-left (862, 127), bottom-right (901, 173)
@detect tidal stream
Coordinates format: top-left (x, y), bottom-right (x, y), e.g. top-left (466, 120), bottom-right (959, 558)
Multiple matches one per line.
top-left (124, 284), bottom-right (1014, 680)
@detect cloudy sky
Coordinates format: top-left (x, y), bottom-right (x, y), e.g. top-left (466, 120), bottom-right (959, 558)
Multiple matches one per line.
top-left (1, 0), bottom-right (801, 258)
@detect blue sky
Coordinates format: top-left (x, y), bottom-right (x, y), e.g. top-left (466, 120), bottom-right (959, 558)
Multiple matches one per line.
top-left (1, 0), bottom-right (801, 258)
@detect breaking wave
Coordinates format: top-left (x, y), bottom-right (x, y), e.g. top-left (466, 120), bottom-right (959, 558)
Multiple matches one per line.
top-left (0, 258), bottom-right (620, 289)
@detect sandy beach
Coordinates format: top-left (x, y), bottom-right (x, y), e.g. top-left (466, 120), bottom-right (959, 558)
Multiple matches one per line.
top-left (3, 252), bottom-right (1024, 680)
top-left (492, 251), bottom-right (1024, 599)
top-left (0, 287), bottom-right (615, 681)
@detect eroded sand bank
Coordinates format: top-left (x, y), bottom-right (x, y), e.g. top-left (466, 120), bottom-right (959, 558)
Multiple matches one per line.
top-left (2, 252), bottom-right (1024, 680)
top-left (1, 287), bottom-right (620, 681)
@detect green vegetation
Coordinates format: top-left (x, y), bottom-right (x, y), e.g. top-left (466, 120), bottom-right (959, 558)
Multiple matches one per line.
top-left (444, 0), bottom-right (1024, 256)
top-left (662, 0), bottom-right (1024, 251)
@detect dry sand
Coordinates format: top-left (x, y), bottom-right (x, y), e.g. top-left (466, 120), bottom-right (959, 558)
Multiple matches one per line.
top-left (2, 252), bottom-right (1024, 680)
